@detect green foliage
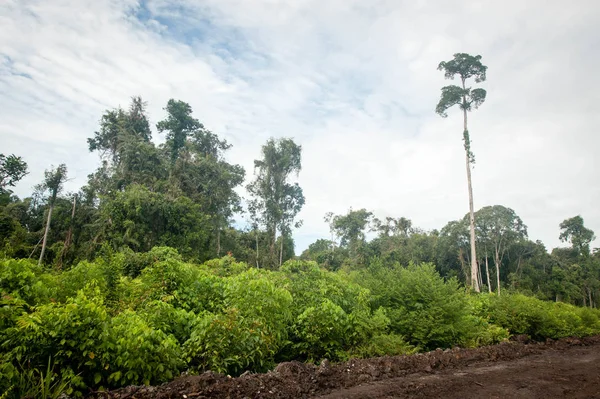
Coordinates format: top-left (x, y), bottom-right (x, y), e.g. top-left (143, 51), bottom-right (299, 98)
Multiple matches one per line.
top-left (106, 311), bottom-right (184, 386)
top-left (0, 154), bottom-right (28, 195)
top-left (354, 262), bottom-right (481, 350)
top-left (202, 255), bottom-right (250, 277)
top-left (559, 216), bottom-right (596, 256)
top-left (1, 358), bottom-right (77, 399)
top-left (55, 260), bottom-right (108, 302)
top-left (138, 300), bottom-right (197, 344)
top-left (0, 259), bottom-right (50, 304)
top-left (1, 252), bottom-right (598, 393)
top-left (292, 299), bottom-right (350, 361)
top-left (348, 334), bottom-right (416, 359)
top-left (101, 184), bottom-right (211, 259)
top-left (3, 285), bottom-right (108, 390)
top-left (138, 257), bottom-right (223, 313)
top-left (483, 293), bottom-right (600, 340)
top-left (184, 308), bottom-right (280, 375)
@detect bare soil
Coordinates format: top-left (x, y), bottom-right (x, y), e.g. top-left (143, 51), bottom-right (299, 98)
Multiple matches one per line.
top-left (89, 335), bottom-right (600, 399)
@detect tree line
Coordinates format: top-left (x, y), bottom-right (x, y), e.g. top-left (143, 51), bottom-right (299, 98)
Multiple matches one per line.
top-left (301, 207), bottom-right (599, 307)
top-left (0, 53), bottom-right (597, 307)
top-left (0, 97), bottom-right (305, 270)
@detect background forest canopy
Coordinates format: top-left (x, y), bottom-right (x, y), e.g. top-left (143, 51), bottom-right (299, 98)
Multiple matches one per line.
top-left (0, 93), bottom-right (599, 307)
top-left (1, 92), bottom-right (600, 398)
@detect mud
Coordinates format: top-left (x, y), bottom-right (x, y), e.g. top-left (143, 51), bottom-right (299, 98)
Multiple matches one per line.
top-left (88, 335), bottom-right (600, 399)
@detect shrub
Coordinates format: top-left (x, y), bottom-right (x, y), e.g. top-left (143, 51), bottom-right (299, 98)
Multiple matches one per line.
top-left (184, 308), bottom-right (280, 375)
top-left (292, 299), bottom-right (350, 361)
top-left (105, 311), bottom-right (184, 386)
top-left (0, 259), bottom-right (56, 305)
top-left (280, 260), bottom-right (367, 315)
top-left (3, 285), bottom-right (108, 391)
top-left (486, 293), bottom-right (600, 340)
top-left (354, 262), bottom-right (476, 350)
top-left (55, 261), bottom-right (108, 303)
top-left (202, 255), bottom-right (249, 277)
top-left (224, 269), bottom-right (292, 335)
top-left (138, 300), bottom-right (198, 344)
top-left (139, 258), bottom-right (223, 313)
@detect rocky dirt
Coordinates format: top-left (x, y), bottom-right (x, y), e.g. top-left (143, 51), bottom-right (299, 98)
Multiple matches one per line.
top-left (88, 335), bottom-right (600, 399)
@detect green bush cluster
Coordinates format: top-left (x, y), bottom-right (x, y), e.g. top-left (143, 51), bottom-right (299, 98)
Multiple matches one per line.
top-left (1, 250), bottom-right (599, 398)
top-left (476, 293), bottom-right (600, 340)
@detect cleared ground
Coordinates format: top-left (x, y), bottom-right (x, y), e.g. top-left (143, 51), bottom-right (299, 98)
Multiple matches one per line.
top-left (89, 336), bottom-right (600, 399)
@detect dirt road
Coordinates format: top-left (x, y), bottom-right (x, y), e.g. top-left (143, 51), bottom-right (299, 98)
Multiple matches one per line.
top-left (90, 336), bottom-right (600, 399)
top-left (317, 341), bottom-right (600, 398)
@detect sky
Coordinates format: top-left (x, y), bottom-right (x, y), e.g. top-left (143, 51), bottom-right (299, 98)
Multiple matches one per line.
top-left (1, 0), bottom-right (599, 253)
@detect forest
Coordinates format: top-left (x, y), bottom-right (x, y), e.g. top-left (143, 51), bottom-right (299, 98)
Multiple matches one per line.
top-left (1, 54), bottom-right (599, 398)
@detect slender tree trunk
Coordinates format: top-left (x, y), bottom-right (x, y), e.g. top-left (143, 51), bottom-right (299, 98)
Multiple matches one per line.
top-left (255, 230), bottom-right (260, 268)
top-left (463, 105), bottom-right (479, 292)
top-left (279, 235), bottom-right (284, 267)
top-left (270, 224), bottom-right (277, 264)
top-left (38, 203), bottom-right (54, 266)
top-left (485, 255), bottom-right (492, 293)
top-left (216, 228), bottom-right (221, 257)
top-left (458, 248), bottom-right (469, 283)
top-left (478, 261), bottom-right (483, 292)
top-left (588, 288), bottom-right (593, 308)
top-left (514, 256), bottom-right (523, 288)
top-left (495, 247), bottom-right (501, 296)
top-left (58, 194), bottom-right (77, 269)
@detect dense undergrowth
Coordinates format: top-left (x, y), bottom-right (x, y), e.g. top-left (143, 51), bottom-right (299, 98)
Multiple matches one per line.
top-left (2, 249), bottom-right (600, 398)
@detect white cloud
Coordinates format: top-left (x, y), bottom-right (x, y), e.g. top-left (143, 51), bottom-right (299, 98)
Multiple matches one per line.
top-left (1, 0), bottom-right (599, 253)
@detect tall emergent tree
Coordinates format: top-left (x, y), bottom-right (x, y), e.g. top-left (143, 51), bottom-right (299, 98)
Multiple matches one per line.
top-left (156, 99), bottom-right (203, 166)
top-left (436, 53), bottom-right (488, 291)
top-left (247, 138), bottom-right (305, 268)
top-left (37, 164), bottom-right (68, 265)
top-left (559, 215), bottom-right (596, 257)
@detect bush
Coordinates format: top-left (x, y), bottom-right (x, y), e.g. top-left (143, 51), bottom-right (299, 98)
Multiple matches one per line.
top-left (292, 299), bottom-right (350, 361)
top-left (202, 255), bottom-right (249, 277)
top-left (486, 293), bottom-right (600, 340)
top-left (354, 262), bottom-right (476, 350)
top-left (0, 259), bottom-right (56, 305)
top-left (139, 258), bottom-right (223, 313)
top-left (184, 308), bottom-right (280, 375)
top-left (106, 311), bottom-right (184, 386)
top-left (224, 269), bottom-right (292, 335)
top-left (280, 259), bottom-right (368, 315)
top-left (55, 261), bottom-right (108, 303)
top-left (184, 270), bottom-right (293, 374)
top-left (3, 285), bottom-right (109, 391)
top-left (138, 300), bottom-right (198, 344)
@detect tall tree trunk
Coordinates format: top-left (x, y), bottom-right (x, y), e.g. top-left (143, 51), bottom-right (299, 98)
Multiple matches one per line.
top-left (57, 194), bottom-right (77, 270)
top-left (270, 223), bottom-right (277, 264)
top-left (458, 248), bottom-right (469, 283)
top-left (216, 228), bottom-right (221, 257)
top-left (255, 230), bottom-right (260, 268)
top-left (495, 247), bottom-right (501, 296)
top-left (463, 105), bottom-right (479, 292)
top-left (485, 255), bottom-right (492, 293)
top-left (279, 235), bottom-right (284, 267)
top-left (38, 203), bottom-right (54, 266)
top-left (588, 288), bottom-right (593, 308)
top-left (478, 261), bottom-right (483, 292)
